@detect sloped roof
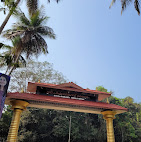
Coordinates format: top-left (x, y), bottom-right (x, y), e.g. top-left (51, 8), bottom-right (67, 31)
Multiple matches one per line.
top-left (5, 92), bottom-right (127, 114)
top-left (27, 82), bottom-right (111, 101)
top-left (55, 82), bottom-right (84, 91)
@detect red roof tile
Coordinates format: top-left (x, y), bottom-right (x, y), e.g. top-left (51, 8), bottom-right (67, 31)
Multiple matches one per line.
top-left (6, 92), bottom-right (127, 112)
top-left (27, 82), bottom-right (111, 101)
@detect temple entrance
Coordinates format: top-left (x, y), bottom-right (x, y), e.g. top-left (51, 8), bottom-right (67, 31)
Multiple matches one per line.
top-left (5, 82), bottom-right (127, 142)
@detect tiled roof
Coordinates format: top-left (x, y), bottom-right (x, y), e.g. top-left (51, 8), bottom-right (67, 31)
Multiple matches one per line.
top-left (27, 82), bottom-right (111, 101)
top-left (6, 92), bottom-right (127, 113)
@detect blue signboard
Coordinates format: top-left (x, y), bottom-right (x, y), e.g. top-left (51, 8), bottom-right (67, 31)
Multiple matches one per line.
top-left (0, 73), bottom-right (10, 119)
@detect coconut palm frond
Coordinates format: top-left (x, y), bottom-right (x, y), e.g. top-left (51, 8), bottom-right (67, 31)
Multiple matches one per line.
top-left (2, 29), bottom-right (19, 39)
top-left (19, 13), bottom-right (31, 26)
top-left (12, 7), bottom-right (20, 16)
top-left (4, 0), bottom-right (16, 9)
top-left (111, 0), bottom-right (140, 15)
top-left (30, 10), bottom-right (42, 26)
top-left (34, 16), bottom-right (48, 27)
top-left (13, 8), bottom-right (31, 26)
top-left (48, 0), bottom-right (60, 3)
top-left (26, 0), bottom-right (60, 16)
top-left (109, 0), bottom-right (116, 8)
top-left (0, 48), bottom-right (26, 69)
top-left (134, 0), bottom-right (140, 15)
top-left (0, 45), bottom-right (12, 51)
top-left (121, 0), bottom-right (133, 14)
top-left (37, 26), bottom-right (56, 39)
top-left (0, 42), bottom-right (13, 50)
top-left (13, 10), bottom-right (31, 27)
top-left (0, 50), bottom-right (15, 67)
top-left (14, 55), bottom-right (26, 67)
top-left (0, 43), bottom-right (4, 48)
top-left (0, 57), bottom-right (6, 67)
top-left (3, 29), bottom-right (23, 40)
top-left (26, 0), bottom-right (38, 16)
top-left (3, 6), bottom-right (55, 61)
top-left (13, 25), bottom-right (28, 31)
top-left (0, 7), bottom-right (7, 14)
top-left (35, 33), bottom-right (48, 54)
top-left (121, 0), bottom-right (127, 14)
top-left (0, 53), bottom-right (13, 67)
top-left (2, 29), bottom-right (13, 39)
top-left (23, 33), bottom-right (48, 58)
top-left (11, 36), bottom-right (22, 48)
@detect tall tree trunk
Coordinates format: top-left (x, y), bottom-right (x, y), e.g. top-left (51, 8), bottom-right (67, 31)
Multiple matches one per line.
top-left (8, 65), bottom-right (15, 76)
top-left (0, 0), bottom-right (21, 34)
top-left (5, 66), bottom-right (10, 75)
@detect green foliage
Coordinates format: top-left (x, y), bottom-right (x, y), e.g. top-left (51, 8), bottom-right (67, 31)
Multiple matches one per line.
top-left (4, 0), bottom-right (15, 9)
top-left (0, 106), bottom-right (12, 141)
top-left (17, 110), bottom-right (107, 142)
top-left (110, 96), bottom-right (141, 142)
top-left (1, 6), bottom-right (56, 75)
top-left (0, 41), bottom-right (26, 74)
top-left (3, 7), bottom-right (56, 59)
top-left (0, 7), bottom-right (7, 15)
top-left (2, 83), bottom-right (141, 142)
top-left (9, 60), bottom-right (67, 92)
top-left (96, 86), bottom-right (108, 93)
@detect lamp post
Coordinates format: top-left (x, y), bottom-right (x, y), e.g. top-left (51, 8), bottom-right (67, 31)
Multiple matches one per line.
top-left (68, 115), bottom-right (71, 142)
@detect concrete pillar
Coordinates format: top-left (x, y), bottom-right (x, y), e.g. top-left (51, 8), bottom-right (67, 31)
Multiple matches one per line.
top-left (7, 100), bottom-right (29, 142)
top-left (101, 111), bottom-right (116, 142)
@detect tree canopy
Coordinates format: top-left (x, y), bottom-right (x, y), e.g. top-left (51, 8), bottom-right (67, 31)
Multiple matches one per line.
top-left (1, 6), bottom-right (56, 75)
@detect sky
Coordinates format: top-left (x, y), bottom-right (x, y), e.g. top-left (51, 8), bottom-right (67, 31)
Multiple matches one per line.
top-left (0, 0), bottom-right (141, 102)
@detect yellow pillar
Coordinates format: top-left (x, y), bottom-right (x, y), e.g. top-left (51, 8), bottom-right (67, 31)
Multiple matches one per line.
top-left (101, 111), bottom-right (116, 142)
top-left (7, 100), bottom-right (29, 142)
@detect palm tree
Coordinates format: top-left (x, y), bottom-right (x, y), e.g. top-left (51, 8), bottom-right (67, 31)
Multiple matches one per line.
top-left (0, 39), bottom-right (26, 75)
top-left (2, 8), bottom-right (56, 75)
top-left (110, 0), bottom-right (140, 15)
top-left (0, 0), bottom-right (60, 34)
top-left (26, 0), bottom-right (60, 16)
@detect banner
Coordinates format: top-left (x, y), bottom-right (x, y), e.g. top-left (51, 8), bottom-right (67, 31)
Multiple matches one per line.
top-left (0, 73), bottom-right (10, 119)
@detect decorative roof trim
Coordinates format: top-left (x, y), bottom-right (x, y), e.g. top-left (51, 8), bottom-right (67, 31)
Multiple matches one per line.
top-left (5, 92), bottom-right (127, 115)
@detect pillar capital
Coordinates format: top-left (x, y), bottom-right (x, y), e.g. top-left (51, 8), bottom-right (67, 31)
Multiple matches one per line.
top-left (101, 110), bottom-right (116, 120)
top-left (101, 110), bottom-right (116, 142)
top-left (10, 100), bottom-right (29, 110)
